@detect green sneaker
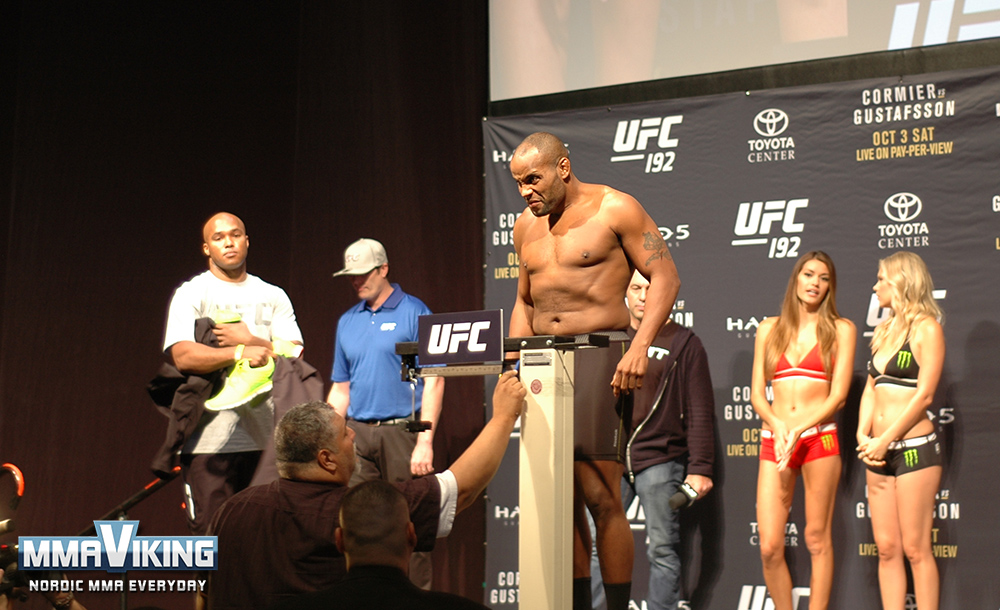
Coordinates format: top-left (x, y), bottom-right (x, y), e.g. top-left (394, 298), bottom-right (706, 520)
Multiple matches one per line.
top-left (205, 357), bottom-right (275, 411)
top-left (213, 310), bottom-right (242, 324)
top-left (272, 338), bottom-right (303, 359)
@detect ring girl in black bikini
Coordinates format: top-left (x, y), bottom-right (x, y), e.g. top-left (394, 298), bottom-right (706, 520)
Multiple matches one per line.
top-left (751, 252), bottom-right (856, 610)
top-left (857, 251), bottom-right (944, 610)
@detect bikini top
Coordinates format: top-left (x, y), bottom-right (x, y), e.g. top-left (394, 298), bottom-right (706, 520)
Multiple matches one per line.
top-left (867, 341), bottom-right (919, 389)
top-left (773, 343), bottom-right (830, 382)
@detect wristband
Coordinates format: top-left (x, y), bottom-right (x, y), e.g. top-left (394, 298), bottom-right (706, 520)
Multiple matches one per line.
top-left (234, 344), bottom-right (245, 361)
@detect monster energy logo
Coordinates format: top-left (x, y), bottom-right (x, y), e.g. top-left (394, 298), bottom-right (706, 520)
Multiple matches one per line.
top-left (904, 448), bottom-right (919, 468)
top-left (896, 350), bottom-right (913, 369)
top-left (821, 434), bottom-right (834, 452)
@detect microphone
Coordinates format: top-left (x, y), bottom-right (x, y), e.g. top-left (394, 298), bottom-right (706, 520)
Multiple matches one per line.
top-left (668, 482), bottom-right (699, 510)
top-left (0, 519), bottom-right (14, 535)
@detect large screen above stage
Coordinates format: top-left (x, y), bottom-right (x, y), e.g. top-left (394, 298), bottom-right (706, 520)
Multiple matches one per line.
top-left (490, 0), bottom-right (1000, 101)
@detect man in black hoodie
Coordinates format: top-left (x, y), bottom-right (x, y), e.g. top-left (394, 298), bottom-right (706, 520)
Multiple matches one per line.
top-left (622, 270), bottom-right (716, 610)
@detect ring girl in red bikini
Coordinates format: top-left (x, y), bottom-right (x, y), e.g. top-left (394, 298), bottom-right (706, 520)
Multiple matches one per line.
top-left (751, 251), bottom-right (856, 610)
top-left (857, 251), bottom-right (944, 610)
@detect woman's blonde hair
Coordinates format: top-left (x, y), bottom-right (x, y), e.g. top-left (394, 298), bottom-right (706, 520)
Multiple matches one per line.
top-left (871, 251), bottom-right (943, 353)
top-left (764, 251), bottom-right (840, 379)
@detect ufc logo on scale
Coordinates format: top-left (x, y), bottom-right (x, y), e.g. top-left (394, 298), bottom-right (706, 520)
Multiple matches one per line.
top-left (418, 310), bottom-right (504, 366)
top-left (427, 322), bottom-right (491, 355)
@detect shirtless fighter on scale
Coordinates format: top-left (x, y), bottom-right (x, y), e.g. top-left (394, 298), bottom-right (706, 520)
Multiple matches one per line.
top-left (508, 132), bottom-right (681, 610)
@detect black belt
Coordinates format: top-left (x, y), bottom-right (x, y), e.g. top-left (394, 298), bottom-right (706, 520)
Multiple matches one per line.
top-left (352, 414), bottom-right (419, 426)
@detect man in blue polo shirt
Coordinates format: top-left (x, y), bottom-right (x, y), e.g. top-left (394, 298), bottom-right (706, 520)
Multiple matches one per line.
top-left (328, 238), bottom-right (445, 589)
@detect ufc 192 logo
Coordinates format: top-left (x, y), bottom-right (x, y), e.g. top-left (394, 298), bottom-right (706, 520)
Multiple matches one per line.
top-left (865, 289), bottom-right (946, 337)
top-left (427, 322), bottom-right (491, 355)
top-left (737, 585), bottom-right (809, 610)
top-left (610, 115), bottom-right (683, 173)
top-left (731, 199), bottom-right (808, 259)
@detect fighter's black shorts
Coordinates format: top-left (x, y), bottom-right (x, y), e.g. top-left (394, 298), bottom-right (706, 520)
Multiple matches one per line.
top-left (573, 332), bottom-right (632, 463)
top-left (865, 432), bottom-right (942, 477)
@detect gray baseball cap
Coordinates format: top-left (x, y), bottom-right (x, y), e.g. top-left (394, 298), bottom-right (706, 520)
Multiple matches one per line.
top-left (333, 238), bottom-right (388, 276)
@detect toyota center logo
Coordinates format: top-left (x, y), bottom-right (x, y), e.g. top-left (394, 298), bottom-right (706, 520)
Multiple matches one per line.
top-left (884, 192), bottom-right (923, 222)
top-left (877, 192), bottom-right (929, 250)
top-left (753, 109), bottom-right (789, 137)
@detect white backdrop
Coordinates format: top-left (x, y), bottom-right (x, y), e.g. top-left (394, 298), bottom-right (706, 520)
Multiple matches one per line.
top-left (490, 0), bottom-right (1000, 100)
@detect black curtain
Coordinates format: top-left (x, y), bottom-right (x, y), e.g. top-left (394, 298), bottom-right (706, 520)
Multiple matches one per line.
top-left (0, 2), bottom-right (487, 608)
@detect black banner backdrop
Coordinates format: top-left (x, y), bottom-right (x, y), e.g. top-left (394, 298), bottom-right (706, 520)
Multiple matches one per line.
top-left (482, 66), bottom-right (1000, 610)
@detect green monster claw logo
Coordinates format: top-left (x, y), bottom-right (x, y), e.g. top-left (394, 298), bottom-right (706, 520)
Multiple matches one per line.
top-left (904, 448), bottom-right (919, 468)
top-left (821, 434), bottom-right (834, 452)
top-left (897, 350), bottom-right (913, 369)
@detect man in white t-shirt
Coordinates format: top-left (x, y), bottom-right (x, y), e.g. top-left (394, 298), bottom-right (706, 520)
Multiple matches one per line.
top-left (162, 211), bottom-right (303, 534)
